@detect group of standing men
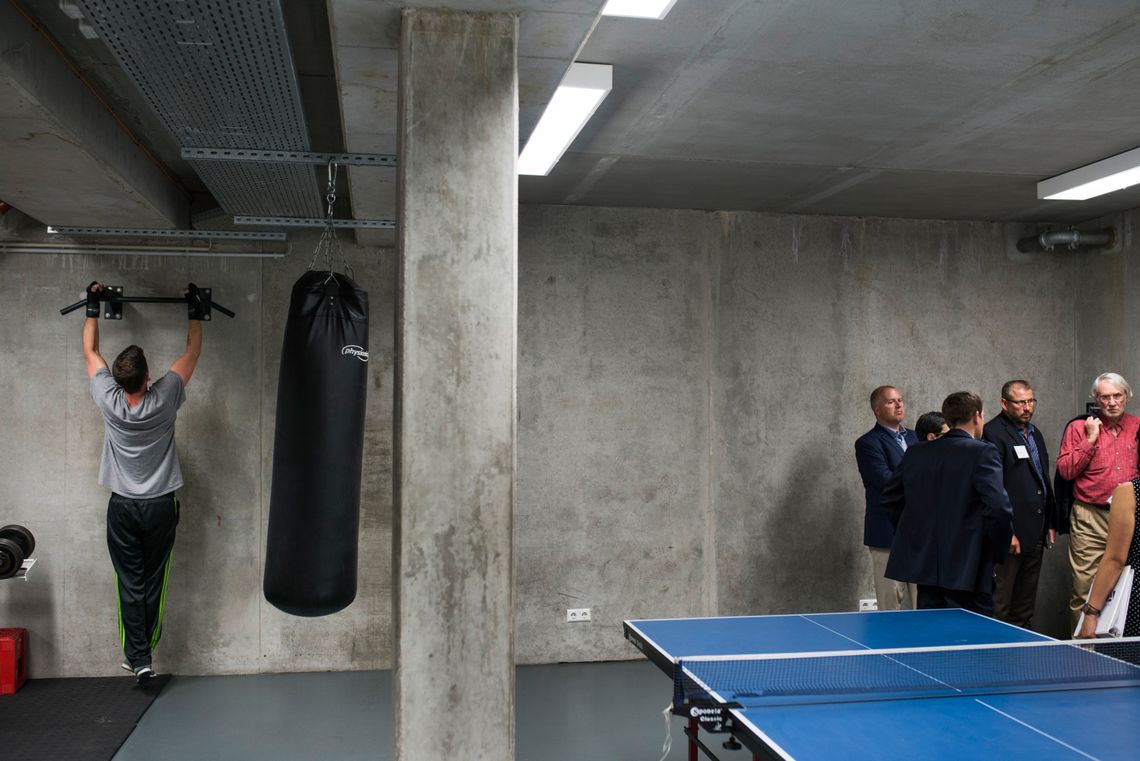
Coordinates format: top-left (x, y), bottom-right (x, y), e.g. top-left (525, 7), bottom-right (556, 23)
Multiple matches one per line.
top-left (855, 374), bottom-right (1138, 631)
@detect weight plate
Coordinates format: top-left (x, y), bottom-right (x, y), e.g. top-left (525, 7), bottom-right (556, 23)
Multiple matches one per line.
top-left (0, 525), bottom-right (33, 557)
top-left (0, 537), bottom-right (23, 579)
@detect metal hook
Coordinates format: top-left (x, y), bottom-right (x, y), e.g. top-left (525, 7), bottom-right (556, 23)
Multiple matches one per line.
top-left (324, 160), bottom-right (340, 218)
top-left (306, 160), bottom-right (348, 276)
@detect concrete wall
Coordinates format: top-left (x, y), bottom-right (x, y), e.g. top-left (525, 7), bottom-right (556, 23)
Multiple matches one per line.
top-left (0, 205), bottom-right (1131, 676)
top-left (0, 235), bottom-right (395, 677)
top-left (516, 206), bottom-right (1096, 662)
top-left (708, 213), bottom-right (1079, 640)
top-left (1073, 208), bottom-right (1139, 394)
top-left (516, 206), bottom-right (713, 660)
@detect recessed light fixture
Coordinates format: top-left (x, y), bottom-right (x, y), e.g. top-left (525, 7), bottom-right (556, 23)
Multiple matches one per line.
top-left (601, 0), bottom-right (678, 19)
top-left (518, 63), bottom-right (612, 176)
top-left (1039, 145), bottom-right (1140, 201)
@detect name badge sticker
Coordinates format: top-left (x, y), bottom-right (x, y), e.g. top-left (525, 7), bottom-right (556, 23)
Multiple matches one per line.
top-left (1013, 445), bottom-right (1029, 459)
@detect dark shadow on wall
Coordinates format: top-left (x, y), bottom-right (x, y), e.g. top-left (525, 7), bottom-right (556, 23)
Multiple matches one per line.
top-left (731, 444), bottom-right (1074, 636)
top-left (725, 446), bottom-right (865, 616)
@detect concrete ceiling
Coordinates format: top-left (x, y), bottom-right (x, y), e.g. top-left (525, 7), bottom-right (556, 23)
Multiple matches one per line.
top-left (537, 0), bottom-right (1140, 223)
top-left (326, 0), bottom-right (605, 245)
top-left (3, 0), bottom-right (1140, 237)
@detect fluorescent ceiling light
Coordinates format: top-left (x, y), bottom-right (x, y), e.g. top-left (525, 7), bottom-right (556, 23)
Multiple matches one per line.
top-left (601, 0), bottom-right (678, 19)
top-left (518, 63), bottom-right (612, 176)
top-left (1039, 145), bottom-right (1140, 201)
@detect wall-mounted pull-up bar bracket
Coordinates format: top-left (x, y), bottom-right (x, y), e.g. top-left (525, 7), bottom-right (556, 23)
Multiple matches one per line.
top-left (91, 284), bottom-right (123, 320)
top-left (59, 286), bottom-right (235, 320)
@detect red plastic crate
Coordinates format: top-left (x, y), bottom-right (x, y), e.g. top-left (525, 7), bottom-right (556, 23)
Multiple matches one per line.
top-left (0, 628), bottom-right (28, 694)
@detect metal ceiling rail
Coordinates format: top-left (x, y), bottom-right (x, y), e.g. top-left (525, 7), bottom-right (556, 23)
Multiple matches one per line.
top-left (47, 226), bottom-right (287, 241)
top-left (234, 216), bottom-right (396, 229)
top-left (1, 242), bottom-right (285, 258)
top-left (183, 148), bottom-right (397, 168)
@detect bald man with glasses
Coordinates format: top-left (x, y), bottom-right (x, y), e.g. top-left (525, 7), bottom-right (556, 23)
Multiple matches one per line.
top-left (982, 380), bottom-right (1056, 628)
top-left (1057, 373), bottom-right (1140, 631)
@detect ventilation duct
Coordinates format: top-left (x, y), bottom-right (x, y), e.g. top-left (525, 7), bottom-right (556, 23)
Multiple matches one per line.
top-left (1016, 228), bottom-right (1115, 253)
top-left (75, 0), bottom-right (321, 218)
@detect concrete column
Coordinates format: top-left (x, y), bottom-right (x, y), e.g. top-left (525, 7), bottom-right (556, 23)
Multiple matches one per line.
top-left (395, 9), bottom-right (517, 761)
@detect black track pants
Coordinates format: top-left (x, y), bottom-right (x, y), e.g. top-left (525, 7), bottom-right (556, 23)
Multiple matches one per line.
top-left (106, 492), bottom-right (179, 670)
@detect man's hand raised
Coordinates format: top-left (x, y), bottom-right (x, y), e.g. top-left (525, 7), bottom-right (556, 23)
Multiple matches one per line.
top-left (184, 282), bottom-right (206, 321)
top-left (85, 281), bottom-right (102, 318)
top-left (1085, 416), bottom-right (1102, 445)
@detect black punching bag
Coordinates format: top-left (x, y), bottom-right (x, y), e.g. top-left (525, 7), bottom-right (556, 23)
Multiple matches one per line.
top-left (265, 271), bottom-right (369, 616)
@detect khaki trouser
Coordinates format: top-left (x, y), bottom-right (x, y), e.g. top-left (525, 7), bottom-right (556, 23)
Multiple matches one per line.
top-left (1069, 501), bottom-right (1111, 632)
top-left (869, 547), bottom-right (916, 611)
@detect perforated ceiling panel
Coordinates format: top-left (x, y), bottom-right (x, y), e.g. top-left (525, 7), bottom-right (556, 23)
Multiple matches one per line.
top-left (77, 0), bottom-right (321, 217)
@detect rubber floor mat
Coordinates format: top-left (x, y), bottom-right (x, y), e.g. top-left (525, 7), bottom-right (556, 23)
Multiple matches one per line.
top-left (0, 675), bottom-right (170, 760)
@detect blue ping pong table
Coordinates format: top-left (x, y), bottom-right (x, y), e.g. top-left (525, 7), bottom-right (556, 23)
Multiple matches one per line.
top-left (624, 608), bottom-right (1140, 761)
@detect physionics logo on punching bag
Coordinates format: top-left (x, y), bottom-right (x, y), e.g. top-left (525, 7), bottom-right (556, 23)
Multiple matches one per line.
top-left (341, 345), bottom-right (369, 362)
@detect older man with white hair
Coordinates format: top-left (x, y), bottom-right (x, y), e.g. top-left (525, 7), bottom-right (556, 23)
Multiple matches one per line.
top-left (1057, 372), bottom-right (1140, 630)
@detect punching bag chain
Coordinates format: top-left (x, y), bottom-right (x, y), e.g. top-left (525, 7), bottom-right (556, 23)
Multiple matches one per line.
top-left (307, 160), bottom-right (353, 281)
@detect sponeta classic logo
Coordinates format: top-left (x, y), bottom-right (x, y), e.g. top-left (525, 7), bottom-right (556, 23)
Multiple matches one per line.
top-left (341, 345), bottom-right (369, 362)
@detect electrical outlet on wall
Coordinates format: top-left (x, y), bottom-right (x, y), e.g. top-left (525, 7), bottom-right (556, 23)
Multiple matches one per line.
top-left (566, 607), bottom-right (592, 623)
top-left (859, 598), bottom-right (878, 611)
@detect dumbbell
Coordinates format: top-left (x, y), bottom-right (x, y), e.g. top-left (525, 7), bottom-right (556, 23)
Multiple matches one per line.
top-left (0, 525), bottom-right (34, 580)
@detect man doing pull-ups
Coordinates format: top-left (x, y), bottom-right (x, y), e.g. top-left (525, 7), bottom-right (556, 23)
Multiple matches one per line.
top-left (82, 282), bottom-right (203, 685)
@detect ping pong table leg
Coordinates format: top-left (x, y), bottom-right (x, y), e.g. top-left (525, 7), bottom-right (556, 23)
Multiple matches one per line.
top-left (688, 716), bottom-right (698, 761)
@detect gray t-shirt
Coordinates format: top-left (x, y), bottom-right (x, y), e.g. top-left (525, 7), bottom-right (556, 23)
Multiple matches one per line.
top-left (91, 368), bottom-right (186, 499)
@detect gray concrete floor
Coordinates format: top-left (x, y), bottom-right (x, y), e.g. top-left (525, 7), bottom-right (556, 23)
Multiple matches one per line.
top-left (112, 660), bottom-right (752, 761)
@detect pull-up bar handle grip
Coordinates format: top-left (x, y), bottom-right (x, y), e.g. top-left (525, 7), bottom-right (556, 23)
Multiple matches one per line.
top-left (60, 299), bottom-right (86, 316)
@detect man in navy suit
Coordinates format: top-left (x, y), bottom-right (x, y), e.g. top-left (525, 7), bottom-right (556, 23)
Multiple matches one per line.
top-left (882, 391), bottom-right (1015, 613)
top-left (855, 385), bottom-right (919, 611)
top-left (983, 380), bottom-right (1056, 628)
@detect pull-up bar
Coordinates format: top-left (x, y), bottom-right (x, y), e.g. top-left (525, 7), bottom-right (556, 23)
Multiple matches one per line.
top-left (60, 285), bottom-right (235, 320)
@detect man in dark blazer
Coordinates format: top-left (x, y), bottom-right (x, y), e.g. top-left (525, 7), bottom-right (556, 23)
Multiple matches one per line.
top-left (855, 385), bottom-right (919, 611)
top-left (882, 391), bottom-right (1015, 613)
top-left (982, 380), bottom-right (1056, 628)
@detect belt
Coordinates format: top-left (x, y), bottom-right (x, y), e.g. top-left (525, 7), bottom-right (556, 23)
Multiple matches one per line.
top-left (1074, 499), bottom-right (1110, 511)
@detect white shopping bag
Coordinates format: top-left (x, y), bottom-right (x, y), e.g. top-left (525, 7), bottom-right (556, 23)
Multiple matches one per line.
top-left (1075, 565), bottom-right (1133, 638)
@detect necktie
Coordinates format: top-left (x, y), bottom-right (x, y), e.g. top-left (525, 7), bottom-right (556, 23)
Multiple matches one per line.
top-left (1023, 427), bottom-right (1045, 487)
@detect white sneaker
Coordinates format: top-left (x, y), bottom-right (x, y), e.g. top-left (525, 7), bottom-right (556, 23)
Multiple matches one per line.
top-left (120, 661), bottom-right (133, 674)
top-left (134, 665), bottom-right (156, 685)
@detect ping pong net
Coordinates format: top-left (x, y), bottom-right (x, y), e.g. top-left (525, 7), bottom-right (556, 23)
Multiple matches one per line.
top-left (673, 636), bottom-right (1140, 709)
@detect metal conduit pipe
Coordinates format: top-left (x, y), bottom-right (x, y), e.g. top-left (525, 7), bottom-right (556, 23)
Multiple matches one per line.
top-left (1016, 227), bottom-right (1115, 253)
top-left (0, 241), bottom-right (285, 258)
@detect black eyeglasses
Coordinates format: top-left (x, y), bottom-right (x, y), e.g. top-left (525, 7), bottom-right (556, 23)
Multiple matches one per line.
top-left (1004, 398), bottom-right (1037, 407)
